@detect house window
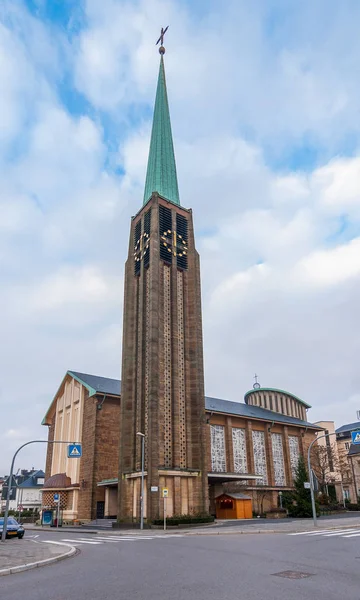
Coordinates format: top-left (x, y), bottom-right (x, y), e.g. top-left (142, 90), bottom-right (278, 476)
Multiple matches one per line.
top-left (37, 478), bottom-right (45, 485)
top-left (252, 430), bottom-right (268, 485)
top-left (271, 433), bottom-right (286, 486)
top-left (232, 428), bottom-right (247, 474)
top-left (210, 425), bottom-right (226, 472)
top-left (344, 489), bottom-right (350, 500)
top-left (345, 442), bottom-right (350, 451)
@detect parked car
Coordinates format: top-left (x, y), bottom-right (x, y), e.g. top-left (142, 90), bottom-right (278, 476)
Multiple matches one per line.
top-left (0, 517), bottom-right (25, 539)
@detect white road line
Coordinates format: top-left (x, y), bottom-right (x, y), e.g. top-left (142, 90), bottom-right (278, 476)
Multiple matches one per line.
top-left (61, 538), bottom-right (102, 545)
top-left (343, 532), bottom-right (360, 538)
top-left (97, 536), bottom-right (151, 541)
top-left (42, 540), bottom-right (74, 548)
top-left (289, 530), bottom-right (334, 536)
top-left (324, 530), bottom-right (360, 537)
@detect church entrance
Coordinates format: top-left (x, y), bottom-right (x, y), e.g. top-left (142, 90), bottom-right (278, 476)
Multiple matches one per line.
top-left (96, 501), bottom-right (105, 519)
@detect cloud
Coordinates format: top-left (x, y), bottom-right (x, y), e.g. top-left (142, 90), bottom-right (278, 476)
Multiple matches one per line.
top-left (1, 0), bottom-right (360, 475)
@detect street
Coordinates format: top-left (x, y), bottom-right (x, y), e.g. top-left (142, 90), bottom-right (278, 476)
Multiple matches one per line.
top-left (1, 529), bottom-right (359, 600)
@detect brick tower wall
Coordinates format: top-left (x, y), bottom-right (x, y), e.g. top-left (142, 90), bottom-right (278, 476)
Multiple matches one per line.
top-left (118, 193), bottom-right (209, 522)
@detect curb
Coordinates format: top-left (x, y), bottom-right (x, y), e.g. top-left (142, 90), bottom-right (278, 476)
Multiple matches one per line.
top-left (0, 544), bottom-right (77, 577)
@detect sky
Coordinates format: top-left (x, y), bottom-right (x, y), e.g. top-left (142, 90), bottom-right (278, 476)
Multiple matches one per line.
top-left (1, 0), bottom-right (360, 474)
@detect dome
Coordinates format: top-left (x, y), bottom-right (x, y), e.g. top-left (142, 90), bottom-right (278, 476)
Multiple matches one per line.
top-left (43, 473), bottom-right (72, 489)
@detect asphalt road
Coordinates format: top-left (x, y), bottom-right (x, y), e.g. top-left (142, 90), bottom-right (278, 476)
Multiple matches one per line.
top-left (1, 529), bottom-right (359, 600)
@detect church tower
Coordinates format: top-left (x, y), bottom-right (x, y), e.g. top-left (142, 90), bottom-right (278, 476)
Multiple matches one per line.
top-left (118, 37), bottom-right (209, 522)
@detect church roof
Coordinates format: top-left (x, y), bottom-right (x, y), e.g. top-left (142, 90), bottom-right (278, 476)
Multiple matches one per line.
top-left (205, 396), bottom-right (321, 429)
top-left (68, 371), bottom-right (121, 397)
top-left (42, 371), bottom-right (319, 430)
top-left (143, 53), bottom-right (180, 206)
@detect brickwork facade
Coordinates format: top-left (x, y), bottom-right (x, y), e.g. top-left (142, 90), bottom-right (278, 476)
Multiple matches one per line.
top-left (43, 373), bottom-right (120, 522)
top-left (118, 193), bottom-right (209, 522)
top-left (207, 412), bottom-right (319, 515)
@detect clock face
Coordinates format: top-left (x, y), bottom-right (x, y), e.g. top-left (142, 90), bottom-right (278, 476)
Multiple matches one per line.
top-left (160, 229), bottom-right (188, 257)
top-left (134, 232), bottom-right (150, 263)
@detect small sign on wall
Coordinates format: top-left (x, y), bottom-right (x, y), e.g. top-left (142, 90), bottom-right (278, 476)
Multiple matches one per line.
top-left (151, 486), bottom-right (158, 492)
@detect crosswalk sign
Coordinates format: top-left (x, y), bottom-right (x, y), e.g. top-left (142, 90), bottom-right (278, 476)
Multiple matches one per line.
top-left (351, 431), bottom-right (360, 444)
top-left (67, 443), bottom-right (82, 458)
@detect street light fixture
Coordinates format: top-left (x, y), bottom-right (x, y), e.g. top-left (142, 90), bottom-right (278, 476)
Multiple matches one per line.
top-left (136, 432), bottom-right (145, 530)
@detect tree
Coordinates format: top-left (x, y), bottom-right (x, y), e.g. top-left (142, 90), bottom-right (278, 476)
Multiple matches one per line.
top-left (310, 442), bottom-right (340, 496)
top-left (288, 456), bottom-right (317, 518)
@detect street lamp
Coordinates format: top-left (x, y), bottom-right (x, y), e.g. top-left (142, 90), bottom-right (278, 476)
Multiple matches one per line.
top-left (137, 432), bottom-right (145, 530)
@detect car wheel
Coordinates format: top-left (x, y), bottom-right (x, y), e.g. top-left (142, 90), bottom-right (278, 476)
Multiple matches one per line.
top-left (17, 534), bottom-right (24, 539)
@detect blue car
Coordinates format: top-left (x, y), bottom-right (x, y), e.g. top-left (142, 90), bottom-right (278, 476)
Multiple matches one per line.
top-left (0, 517), bottom-right (25, 539)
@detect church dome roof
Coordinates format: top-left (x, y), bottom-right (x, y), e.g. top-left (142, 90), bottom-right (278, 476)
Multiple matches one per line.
top-left (43, 473), bottom-right (72, 489)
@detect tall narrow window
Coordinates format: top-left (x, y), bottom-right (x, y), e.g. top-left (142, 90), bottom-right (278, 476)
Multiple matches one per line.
top-left (252, 430), bottom-right (268, 485)
top-left (288, 436), bottom-right (300, 478)
top-left (159, 205), bottom-right (172, 264)
top-left (143, 208), bottom-right (151, 268)
top-left (134, 220), bottom-right (141, 275)
top-left (210, 425), bottom-right (226, 472)
top-left (176, 214), bottom-right (188, 270)
top-left (271, 433), bottom-right (286, 486)
top-left (232, 428), bottom-right (247, 473)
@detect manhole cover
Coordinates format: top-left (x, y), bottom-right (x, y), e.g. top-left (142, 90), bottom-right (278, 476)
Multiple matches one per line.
top-left (273, 571), bottom-right (314, 579)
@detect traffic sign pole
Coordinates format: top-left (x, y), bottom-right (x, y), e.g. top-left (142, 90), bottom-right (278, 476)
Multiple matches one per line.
top-left (162, 488), bottom-right (168, 531)
top-left (1, 439), bottom-right (81, 543)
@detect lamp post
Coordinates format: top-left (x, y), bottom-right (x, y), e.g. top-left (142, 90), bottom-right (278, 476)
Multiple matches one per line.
top-left (137, 432), bottom-right (145, 530)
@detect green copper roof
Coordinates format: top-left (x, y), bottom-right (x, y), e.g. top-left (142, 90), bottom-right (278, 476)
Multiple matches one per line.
top-left (143, 55), bottom-right (180, 206)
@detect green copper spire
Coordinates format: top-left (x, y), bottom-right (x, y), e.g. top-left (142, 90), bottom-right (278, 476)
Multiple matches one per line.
top-left (143, 51), bottom-right (180, 206)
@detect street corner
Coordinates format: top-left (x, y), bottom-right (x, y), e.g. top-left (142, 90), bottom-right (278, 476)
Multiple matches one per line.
top-left (0, 538), bottom-right (77, 577)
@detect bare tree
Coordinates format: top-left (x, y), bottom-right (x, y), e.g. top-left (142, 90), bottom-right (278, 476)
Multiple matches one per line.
top-left (310, 442), bottom-right (340, 494)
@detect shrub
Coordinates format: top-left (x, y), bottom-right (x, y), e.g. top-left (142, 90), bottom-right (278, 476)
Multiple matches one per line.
top-left (346, 503), bottom-right (359, 511)
top-left (152, 513), bottom-right (214, 526)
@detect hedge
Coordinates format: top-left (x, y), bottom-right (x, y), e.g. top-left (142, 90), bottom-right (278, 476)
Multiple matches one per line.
top-left (152, 514), bottom-right (214, 526)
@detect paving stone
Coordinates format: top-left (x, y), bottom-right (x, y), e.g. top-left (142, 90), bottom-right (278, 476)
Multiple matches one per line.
top-left (0, 539), bottom-right (65, 571)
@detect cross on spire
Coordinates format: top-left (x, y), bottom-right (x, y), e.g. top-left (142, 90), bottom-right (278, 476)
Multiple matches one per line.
top-left (253, 373), bottom-right (260, 389)
top-left (156, 26), bottom-right (169, 47)
top-left (156, 26), bottom-right (169, 54)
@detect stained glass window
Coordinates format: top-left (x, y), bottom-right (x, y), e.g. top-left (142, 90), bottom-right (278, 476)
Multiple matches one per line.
top-left (232, 428), bottom-right (247, 473)
top-left (252, 430), bottom-right (268, 485)
top-left (289, 436), bottom-right (300, 478)
top-left (271, 433), bottom-right (286, 486)
top-left (210, 425), bottom-right (226, 472)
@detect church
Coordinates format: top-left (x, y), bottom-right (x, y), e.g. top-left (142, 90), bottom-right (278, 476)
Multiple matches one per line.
top-left (41, 39), bottom-right (321, 523)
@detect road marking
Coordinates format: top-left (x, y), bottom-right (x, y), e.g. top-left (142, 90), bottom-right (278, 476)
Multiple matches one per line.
top-left (97, 536), bottom-right (151, 541)
top-left (43, 540), bottom-right (74, 547)
top-left (61, 538), bottom-right (102, 545)
top-left (343, 532), bottom-right (360, 538)
top-left (323, 530), bottom-right (360, 537)
top-left (289, 530), bottom-right (334, 536)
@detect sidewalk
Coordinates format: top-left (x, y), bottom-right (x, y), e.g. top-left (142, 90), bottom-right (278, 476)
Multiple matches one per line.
top-left (0, 539), bottom-right (76, 576)
top-left (24, 515), bottom-right (360, 536)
